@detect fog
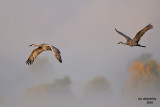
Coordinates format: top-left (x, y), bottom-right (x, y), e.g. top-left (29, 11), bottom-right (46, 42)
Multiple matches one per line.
top-left (0, 0), bottom-right (160, 107)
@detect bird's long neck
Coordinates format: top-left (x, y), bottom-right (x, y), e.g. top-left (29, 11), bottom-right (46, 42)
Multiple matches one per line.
top-left (34, 44), bottom-right (41, 47)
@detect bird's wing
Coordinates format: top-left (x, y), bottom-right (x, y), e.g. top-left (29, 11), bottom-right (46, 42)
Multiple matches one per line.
top-left (132, 24), bottom-right (153, 43)
top-left (115, 28), bottom-right (132, 41)
top-left (26, 47), bottom-right (44, 65)
top-left (49, 45), bottom-right (62, 63)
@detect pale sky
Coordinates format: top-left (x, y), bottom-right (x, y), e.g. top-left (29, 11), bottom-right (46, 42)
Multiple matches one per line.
top-left (0, 0), bottom-right (160, 103)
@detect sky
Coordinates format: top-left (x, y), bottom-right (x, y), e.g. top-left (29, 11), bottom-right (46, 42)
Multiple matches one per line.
top-left (0, 0), bottom-right (160, 106)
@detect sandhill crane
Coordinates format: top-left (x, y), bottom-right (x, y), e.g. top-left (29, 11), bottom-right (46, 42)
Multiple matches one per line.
top-left (115, 24), bottom-right (153, 47)
top-left (26, 43), bottom-right (62, 65)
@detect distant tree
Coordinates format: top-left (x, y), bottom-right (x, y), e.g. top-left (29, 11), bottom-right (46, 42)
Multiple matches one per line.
top-left (134, 53), bottom-right (152, 62)
top-left (83, 76), bottom-right (111, 98)
top-left (124, 55), bottom-right (160, 98)
top-left (45, 76), bottom-right (72, 95)
top-left (127, 53), bottom-right (152, 67)
top-left (81, 76), bottom-right (111, 107)
top-left (20, 76), bottom-right (75, 107)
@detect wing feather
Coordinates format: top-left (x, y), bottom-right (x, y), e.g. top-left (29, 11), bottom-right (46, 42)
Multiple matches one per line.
top-left (115, 29), bottom-right (132, 41)
top-left (26, 47), bottom-right (44, 65)
top-left (132, 24), bottom-right (153, 43)
top-left (50, 45), bottom-right (62, 63)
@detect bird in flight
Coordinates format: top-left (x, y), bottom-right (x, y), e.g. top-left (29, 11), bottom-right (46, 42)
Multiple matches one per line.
top-left (26, 43), bottom-right (62, 65)
top-left (115, 24), bottom-right (153, 47)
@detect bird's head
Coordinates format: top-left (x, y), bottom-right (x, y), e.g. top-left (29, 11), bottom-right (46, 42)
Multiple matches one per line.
top-left (29, 44), bottom-right (35, 47)
top-left (117, 42), bottom-right (123, 44)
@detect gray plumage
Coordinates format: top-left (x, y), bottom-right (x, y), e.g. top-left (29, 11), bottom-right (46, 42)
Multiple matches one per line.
top-left (26, 43), bottom-right (62, 65)
top-left (115, 24), bottom-right (153, 47)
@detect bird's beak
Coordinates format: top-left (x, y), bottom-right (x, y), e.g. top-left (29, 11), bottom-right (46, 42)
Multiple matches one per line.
top-left (117, 42), bottom-right (120, 44)
top-left (29, 45), bottom-right (32, 47)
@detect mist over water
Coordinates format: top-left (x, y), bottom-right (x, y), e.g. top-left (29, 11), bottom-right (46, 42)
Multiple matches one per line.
top-left (1, 0), bottom-right (160, 107)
